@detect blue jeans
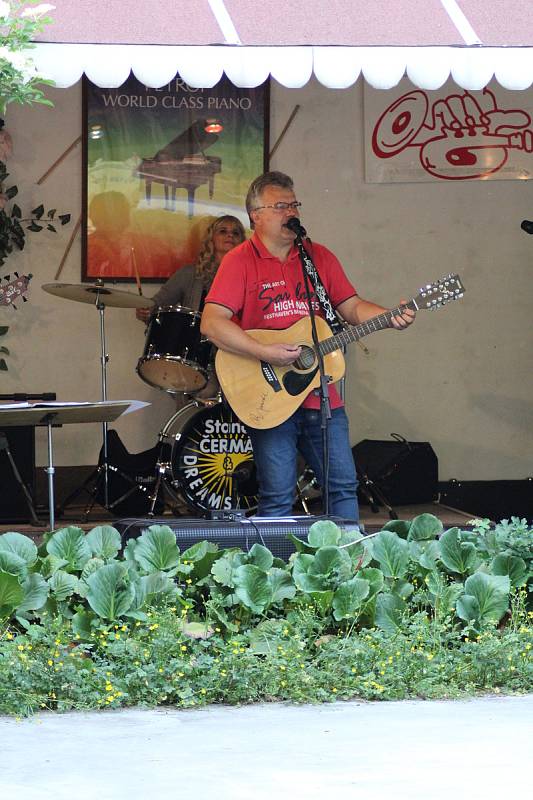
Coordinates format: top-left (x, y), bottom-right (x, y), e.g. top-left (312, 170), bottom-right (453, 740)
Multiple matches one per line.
top-left (247, 406), bottom-right (359, 520)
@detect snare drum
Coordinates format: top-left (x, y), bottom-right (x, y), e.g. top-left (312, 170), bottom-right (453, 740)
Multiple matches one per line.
top-left (160, 400), bottom-right (258, 514)
top-left (137, 305), bottom-right (212, 393)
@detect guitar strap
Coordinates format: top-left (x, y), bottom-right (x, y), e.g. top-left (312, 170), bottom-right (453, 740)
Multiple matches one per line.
top-left (298, 240), bottom-right (345, 334)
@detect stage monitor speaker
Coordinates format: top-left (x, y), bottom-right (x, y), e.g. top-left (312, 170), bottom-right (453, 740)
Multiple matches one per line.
top-left (0, 425), bottom-right (36, 521)
top-left (114, 515), bottom-right (360, 561)
top-left (353, 435), bottom-right (438, 506)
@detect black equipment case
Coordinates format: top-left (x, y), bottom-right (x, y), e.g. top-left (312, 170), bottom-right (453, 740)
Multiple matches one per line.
top-left (352, 434), bottom-right (438, 506)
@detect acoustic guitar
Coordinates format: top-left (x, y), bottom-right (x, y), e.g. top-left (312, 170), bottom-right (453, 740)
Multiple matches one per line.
top-left (215, 273), bottom-right (465, 429)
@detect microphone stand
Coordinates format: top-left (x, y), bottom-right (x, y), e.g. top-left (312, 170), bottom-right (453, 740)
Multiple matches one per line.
top-left (291, 227), bottom-right (332, 516)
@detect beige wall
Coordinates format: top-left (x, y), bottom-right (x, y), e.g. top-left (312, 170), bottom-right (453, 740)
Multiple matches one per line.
top-left (2, 79), bottom-right (532, 481)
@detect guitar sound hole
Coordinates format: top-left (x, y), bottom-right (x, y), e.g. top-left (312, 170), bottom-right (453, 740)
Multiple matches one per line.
top-left (295, 346), bottom-right (316, 371)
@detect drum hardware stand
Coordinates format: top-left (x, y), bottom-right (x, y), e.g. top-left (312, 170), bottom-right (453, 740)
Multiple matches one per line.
top-left (357, 470), bottom-right (398, 520)
top-left (0, 432), bottom-right (41, 526)
top-left (59, 283), bottom-right (117, 517)
top-left (146, 433), bottom-right (188, 518)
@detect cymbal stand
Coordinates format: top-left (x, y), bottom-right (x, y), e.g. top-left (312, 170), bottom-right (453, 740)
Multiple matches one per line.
top-left (59, 282), bottom-right (113, 516)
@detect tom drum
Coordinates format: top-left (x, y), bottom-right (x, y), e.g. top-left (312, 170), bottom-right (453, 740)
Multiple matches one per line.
top-left (137, 305), bottom-right (212, 393)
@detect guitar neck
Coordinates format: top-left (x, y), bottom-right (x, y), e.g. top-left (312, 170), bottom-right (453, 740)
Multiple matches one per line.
top-left (319, 299), bottom-right (418, 356)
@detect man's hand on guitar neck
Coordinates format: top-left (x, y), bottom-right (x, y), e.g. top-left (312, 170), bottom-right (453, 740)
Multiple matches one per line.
top-left (390, 298), bottom-right (416, 330)
top-left (337, 294), bottom-right (416, 331)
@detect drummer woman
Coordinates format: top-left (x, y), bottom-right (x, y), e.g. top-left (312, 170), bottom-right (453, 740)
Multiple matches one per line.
top-left (136, 215), bottom-right (246, 400)
top-left (136, 215), bottom-right (246, 323)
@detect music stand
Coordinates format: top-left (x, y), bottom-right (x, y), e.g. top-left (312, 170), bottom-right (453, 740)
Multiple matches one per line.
top-left (0, 401), bottom-right (143, 530)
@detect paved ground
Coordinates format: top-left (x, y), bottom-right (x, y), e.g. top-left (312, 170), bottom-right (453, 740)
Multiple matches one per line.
top-left (1, 695), bottom-right (531, 799)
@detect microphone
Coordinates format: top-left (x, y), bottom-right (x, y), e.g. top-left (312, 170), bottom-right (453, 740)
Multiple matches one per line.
top-left (283, 216), bottom-right (307, 238)
top-left (520, 219), bottom-right (533, 234)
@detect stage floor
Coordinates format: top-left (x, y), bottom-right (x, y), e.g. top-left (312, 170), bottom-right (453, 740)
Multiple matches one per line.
top-left (0, 501), bottom-right (476, 537)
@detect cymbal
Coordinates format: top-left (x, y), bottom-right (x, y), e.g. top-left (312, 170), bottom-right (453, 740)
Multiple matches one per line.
top-left (42, 282), bottom-right (155, 309)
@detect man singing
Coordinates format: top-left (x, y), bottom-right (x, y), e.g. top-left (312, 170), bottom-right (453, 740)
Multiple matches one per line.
top-left (201, 171), bottom-right (415, 519)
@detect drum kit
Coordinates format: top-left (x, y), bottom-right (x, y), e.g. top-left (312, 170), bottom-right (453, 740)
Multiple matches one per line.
top-left (41, 280), bottom-right (275, 517)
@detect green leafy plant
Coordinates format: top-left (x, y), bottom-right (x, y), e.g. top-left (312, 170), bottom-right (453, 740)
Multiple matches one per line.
top-left (0, 1), bottom-right (56, 116)
top-left (0, 159), bottom-right (71, 267)
top-left (0, 515), bottom-right (532, 716)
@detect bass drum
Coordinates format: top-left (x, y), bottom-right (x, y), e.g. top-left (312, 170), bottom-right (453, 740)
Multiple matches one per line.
top-left (161, 401), bottom-right (258, 515)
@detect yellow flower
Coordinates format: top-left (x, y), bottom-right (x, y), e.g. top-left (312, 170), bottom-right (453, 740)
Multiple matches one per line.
top-left (47, 660), bottom-right (53, 666)
top-left (114, 634), bottom-right (120, 640)
top-left (181, 645), bottom-right (187, 652)
top-left (6, 633), bottom-right (13, 640)
top-left (201, 688), bottom-right (207, 695)
top-left (105, 684), bottom-right (113, 692)
top-left (332, 688), bottom-right (337, 693)
top-left (17, 645), bottom-right (24, 651)
top-left (426, 653), bottom-right (434, 661)
top-left (158, 668), bottom-right (163, 673)
top-left (279, 665), bottom-right (286, 671)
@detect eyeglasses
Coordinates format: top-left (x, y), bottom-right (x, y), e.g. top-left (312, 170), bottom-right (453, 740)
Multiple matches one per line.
top-left (252, 201), bottom-right (302, 213)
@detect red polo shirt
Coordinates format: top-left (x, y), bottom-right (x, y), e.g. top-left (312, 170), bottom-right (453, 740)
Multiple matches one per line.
top-left (205, 233), bottom-right (357, 410)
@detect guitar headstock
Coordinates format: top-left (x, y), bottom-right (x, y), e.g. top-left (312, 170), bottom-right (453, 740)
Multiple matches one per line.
top-left (0, 272), bottom-right (32, 309)
top-left (413, 274), bottom-right (465, 311)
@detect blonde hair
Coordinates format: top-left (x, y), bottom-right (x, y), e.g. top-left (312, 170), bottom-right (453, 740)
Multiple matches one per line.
top-left (195, 215), bottom-right (246, 287)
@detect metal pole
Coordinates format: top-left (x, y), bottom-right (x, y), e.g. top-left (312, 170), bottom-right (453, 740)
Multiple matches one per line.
top-left (97, 297), bottom-right (109, 507)
top-left (45, 419), bottom-right (55, 530)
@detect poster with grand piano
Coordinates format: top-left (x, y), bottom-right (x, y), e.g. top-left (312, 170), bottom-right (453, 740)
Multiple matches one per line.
top-left (82, 75), bottom-right (269, 281)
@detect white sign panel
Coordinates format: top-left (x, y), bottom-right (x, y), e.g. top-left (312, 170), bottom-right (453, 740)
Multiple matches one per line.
top-left (364, 79), bottom-right (533, 183)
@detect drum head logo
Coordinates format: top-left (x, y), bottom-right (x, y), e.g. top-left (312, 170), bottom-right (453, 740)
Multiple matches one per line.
top-left (174, 408), bottom-right (257, 512)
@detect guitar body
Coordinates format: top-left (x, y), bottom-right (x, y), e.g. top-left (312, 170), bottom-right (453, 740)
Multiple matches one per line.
top-left (215, 316), bottom-right (345, 429)
top-left (215, 273), bottom-right (465, 429)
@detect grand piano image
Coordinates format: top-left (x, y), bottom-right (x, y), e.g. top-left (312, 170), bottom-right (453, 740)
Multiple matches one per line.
top-left (136, 119), bottom-right (222, 218)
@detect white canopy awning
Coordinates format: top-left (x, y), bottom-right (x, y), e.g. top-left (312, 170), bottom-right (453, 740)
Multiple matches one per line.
top-left (32, 1), bottom-right (533, 91)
